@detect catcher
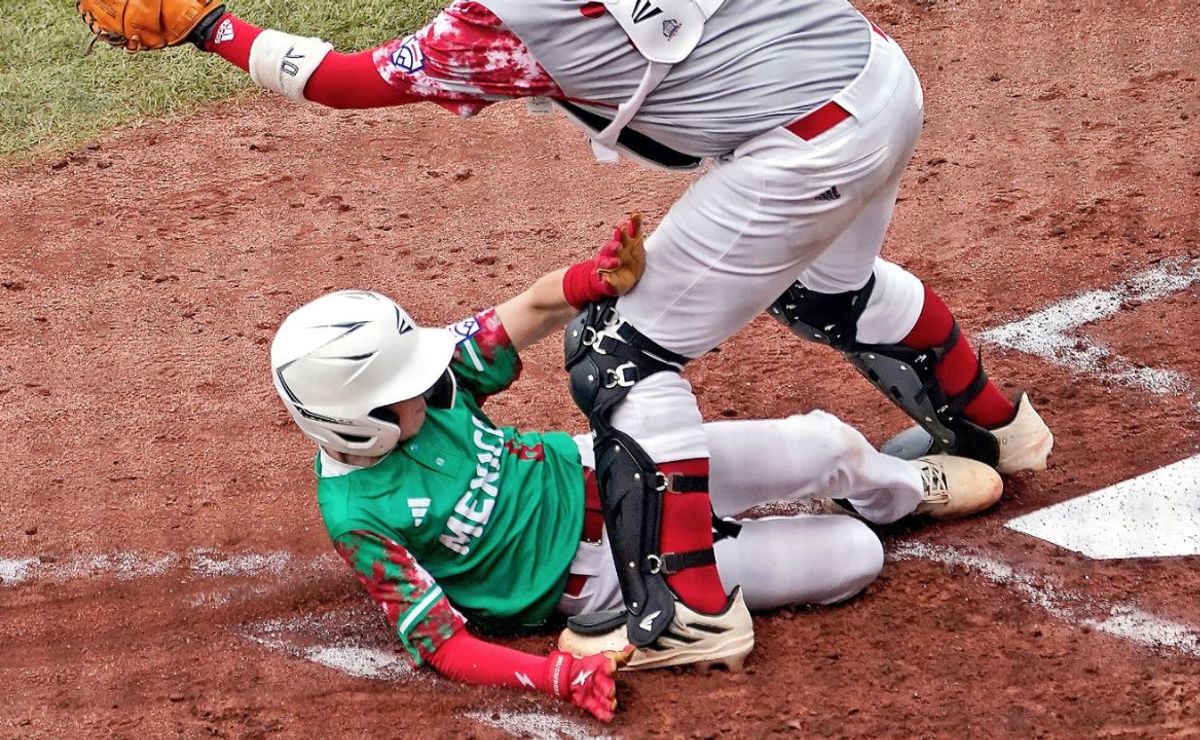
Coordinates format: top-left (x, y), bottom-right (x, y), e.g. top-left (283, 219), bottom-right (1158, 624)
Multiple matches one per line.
top-left (267, 216), bottom-right (1002, 721)
top-left (79, 0), bottom-right (1052, 672)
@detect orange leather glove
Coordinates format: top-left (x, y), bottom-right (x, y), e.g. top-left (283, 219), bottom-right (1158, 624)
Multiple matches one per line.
top-left (78, 0), bottom-right (226, 52)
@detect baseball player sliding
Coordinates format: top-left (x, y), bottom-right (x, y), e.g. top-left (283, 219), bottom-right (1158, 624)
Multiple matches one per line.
top-left (79, 0), bottom-right (1053, 677)
top-left (267, 217), bottom-right (1000, 721)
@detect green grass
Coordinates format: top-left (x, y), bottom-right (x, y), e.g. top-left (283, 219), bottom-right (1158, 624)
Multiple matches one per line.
top-left (0, 0), bottom-right (445, 158)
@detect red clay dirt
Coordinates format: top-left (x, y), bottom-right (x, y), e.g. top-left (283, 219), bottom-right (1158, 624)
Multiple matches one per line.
top-left (2, 0), bottom-right (1199, 737)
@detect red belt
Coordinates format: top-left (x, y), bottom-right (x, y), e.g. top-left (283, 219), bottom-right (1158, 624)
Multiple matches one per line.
top-left (564, 469), bottom-right (606, 598)
top-left (784, 22), bottom-right (887, 141)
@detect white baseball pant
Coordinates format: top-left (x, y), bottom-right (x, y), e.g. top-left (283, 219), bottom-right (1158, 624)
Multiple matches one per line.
top-left (610, 29), bottom-right (928, 467)
top-left (559, 411), bottom-right (923, 616)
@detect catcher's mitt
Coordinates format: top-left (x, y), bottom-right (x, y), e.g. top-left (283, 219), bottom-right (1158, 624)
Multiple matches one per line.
top-left (78, 0), bottom-right (226, 52)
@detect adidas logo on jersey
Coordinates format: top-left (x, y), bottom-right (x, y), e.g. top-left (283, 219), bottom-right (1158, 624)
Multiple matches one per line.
top-left (815, 185), bottom-right (841, 201)
top-left (408, 498), bottom-right (431, 527)
top-left (631, 0), bottom-right (663, 24)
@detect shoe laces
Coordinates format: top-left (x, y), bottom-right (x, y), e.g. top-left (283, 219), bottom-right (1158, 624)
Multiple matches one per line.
top-left (917, 460), bottom-right (951, 505)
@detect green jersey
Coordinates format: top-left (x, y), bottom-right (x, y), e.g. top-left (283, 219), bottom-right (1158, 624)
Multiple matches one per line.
top-left (317, 309), bottom-right (585, 666)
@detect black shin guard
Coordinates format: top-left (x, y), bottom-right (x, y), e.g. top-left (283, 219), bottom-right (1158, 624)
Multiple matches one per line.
top-left (769, 279), bottom-right (1000, 465)
top-left (564, 301), bottom-right (716, 645)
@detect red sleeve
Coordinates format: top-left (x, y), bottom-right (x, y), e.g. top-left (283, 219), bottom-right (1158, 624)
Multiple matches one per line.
top-left (429, 631), bottom-right (553, 692)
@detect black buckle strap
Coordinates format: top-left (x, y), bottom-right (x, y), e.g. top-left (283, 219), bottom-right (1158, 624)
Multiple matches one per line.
top-left (613, 320), bottom-right (690, 368)
top-left (942, 356), bottom-right (991, 419)
top-left (658, 473), bottom-right (708, 494)
top-left (644, 547), bottom-right (716, 575)
top-left (911, 323), bottom-right (991, 420)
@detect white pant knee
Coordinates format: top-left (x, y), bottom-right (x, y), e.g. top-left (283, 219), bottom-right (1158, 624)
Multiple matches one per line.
top-left (854, 258), bottom-right (926, 345)
top-left (609, 372), bottom-right (709, 462)
top-left (714, 515), bottom-right (884, 609)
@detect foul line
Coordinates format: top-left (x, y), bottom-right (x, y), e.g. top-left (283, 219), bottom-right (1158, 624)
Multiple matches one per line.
top-left (894, 542), bottom-right (1200, 658)
top-left (981, 256), bottom-right (1200, 402)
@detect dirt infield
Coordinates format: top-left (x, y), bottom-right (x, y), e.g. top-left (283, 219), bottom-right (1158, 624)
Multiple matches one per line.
top-left (3, 0), bottom-right (1199, 737)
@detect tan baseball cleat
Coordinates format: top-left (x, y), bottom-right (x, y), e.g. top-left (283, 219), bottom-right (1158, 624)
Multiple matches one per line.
top-left (991, 392), bottom-right (1054, 474)
top-left (910, 454), bottom-right (1003, 519)
top-left (558, 588), bottom-right (754, 672)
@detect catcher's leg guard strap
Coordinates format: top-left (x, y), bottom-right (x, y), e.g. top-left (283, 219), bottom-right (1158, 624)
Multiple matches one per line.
top-left (769, 279), bottom-right (1000, 465)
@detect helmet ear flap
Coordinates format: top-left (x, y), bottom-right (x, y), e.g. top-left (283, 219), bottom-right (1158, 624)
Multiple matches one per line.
top-left (368, 406), bottom-right (402, 439)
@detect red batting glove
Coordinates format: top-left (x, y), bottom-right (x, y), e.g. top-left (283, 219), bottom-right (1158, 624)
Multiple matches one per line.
top-left (544, 646), bottom-right (634, 722)
top-left (562, 214), bottom-right (646, 310)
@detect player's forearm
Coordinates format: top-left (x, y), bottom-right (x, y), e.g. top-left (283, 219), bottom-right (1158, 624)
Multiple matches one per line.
top-left (429, 630), bottom-right (623, 722)
top-left (199, 13), bottom-right (478, 110)
top-left (429, 630), bottom-right (559, 692)
top-left (200, 14), bottom-right (410, 108)
top-left (495, 269), bottom-right (580, 353)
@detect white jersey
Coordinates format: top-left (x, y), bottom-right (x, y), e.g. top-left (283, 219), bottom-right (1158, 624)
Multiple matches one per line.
top-left (479, 0), bottom-right (872, 158)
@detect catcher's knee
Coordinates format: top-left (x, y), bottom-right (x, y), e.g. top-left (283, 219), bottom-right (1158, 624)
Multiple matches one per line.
top-left (564, 300), bottom-right (690, 425)
top-left (768, 275), bottom-right (877, 351)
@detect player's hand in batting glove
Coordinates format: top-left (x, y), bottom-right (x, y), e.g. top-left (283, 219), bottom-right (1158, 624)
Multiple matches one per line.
top-left (545, 646), bottom-right (634, 722)
top-left (562, 214), bottom-right (647, 309)
top-left (78, 0), bottom-right (226, 52)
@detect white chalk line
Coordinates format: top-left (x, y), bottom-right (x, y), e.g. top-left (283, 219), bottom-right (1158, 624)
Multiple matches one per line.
top-left (243, 612), bottom-right (608, 739)
top-left (981, 255), bottom-right (1200, 402)
top-left (0, 549), bottom-right (337, 586)
top-left (465, 711), bottom-right (615, 740)
top-left (242, 610), bottom-right (416, 681)
top-left (894, 541), bottom-right (1200, 658)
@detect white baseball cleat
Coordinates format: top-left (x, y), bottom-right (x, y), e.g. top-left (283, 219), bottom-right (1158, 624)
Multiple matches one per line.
top-left (557, 588), bottom-right (754, 672)
top-left (910, 454), bottom-right (1003, 519)
top-left (880, 392), bottom-right (1053, 474)
top-left (991, 392), bottom-right (1054, 474)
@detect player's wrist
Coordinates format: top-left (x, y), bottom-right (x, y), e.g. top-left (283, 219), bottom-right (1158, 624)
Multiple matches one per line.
top-left (562, 259), bottom-right (608, 310)
top-left (188, 5), bottom-right (228, 50)
top-left (542, 650), bottom-right (575, 699)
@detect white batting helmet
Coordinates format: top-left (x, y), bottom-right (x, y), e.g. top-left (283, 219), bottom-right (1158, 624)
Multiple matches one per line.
top-left (270, 290), bottom-right (459, 456)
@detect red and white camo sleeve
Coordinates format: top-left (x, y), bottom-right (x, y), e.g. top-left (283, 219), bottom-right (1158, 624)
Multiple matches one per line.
top-left (206, 1), bottom-right (561, 114)
top-left (374, 0), bottom-right (562, 114)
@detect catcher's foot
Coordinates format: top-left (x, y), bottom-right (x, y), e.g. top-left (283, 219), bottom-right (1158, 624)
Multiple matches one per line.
top-left (881, 392), bottom-right (1053, 474)
top-left (558, 588), bottom-right (754, 672)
